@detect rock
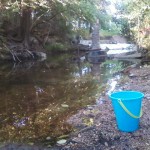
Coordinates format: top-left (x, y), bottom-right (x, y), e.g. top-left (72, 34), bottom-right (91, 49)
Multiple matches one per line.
top-left (104, 142), bottom-right (109, 146)
top-left (145, 94), bottom-right (150, 99)
top-left (111, 146), bottom-right (115, 149)
top-left (78, 44), bottom-right (90, 51)
top-left (87, 106), bottom-right (94, 110)
top-left (87, 50), bottom-right (107, 63)
top-left (32, 51), bottom-right (47, 60)
top-left (129, 73), bottom-right (137, 78)
top-left (46, 137), bottom-right (51, 140)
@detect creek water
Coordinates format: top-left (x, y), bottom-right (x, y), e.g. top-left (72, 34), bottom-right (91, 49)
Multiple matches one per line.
top-left (0, 53), bottom-right (141, 146)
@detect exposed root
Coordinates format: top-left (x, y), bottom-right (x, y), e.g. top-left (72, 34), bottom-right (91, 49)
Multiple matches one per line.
top-left (25, 48), bottom-right (34, 58)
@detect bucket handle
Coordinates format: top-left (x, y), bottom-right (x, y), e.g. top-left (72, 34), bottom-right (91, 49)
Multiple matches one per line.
top-left (118, 99), bottom-right (142, 119)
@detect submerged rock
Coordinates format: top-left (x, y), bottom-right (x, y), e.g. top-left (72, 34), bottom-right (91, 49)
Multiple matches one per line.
top-left (86, 50), bottom-right (107, 64)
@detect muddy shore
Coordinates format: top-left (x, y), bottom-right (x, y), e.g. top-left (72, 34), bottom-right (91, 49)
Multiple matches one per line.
top-left (1, 64), bottom-right (150, 150)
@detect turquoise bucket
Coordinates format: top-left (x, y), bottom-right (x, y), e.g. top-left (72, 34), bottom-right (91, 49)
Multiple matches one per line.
top-left (109, 91), bottom-right (144, 132)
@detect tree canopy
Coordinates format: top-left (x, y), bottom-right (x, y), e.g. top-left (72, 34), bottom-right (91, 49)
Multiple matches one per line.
top-left (115, 0), bottom-right (150, 49)
top-left (0, 0), bottom-right (149, 58)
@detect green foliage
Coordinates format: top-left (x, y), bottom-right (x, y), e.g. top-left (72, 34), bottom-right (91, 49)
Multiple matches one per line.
top-left (101, 29), bottom-right (121, 37)
top-left (101, 60), bottom-right (123, 75)
top-left (110, 1), bottom-right (131, 38)
top-left (76, 28), bottom-right (90, 39)
top-left (114, 17), bottom-right (131, 38)
top-left (98, 11), bottom-right (111, 29)
top-left (45, 43), bottom-right (69, 52)
top-left (122, 0), bottom-right (150, 48)
top-left (79, 0), bottom-right (100, 22)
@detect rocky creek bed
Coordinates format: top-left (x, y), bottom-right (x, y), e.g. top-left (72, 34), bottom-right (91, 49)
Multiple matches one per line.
top-left (1, 64), bottom-right (150, 150)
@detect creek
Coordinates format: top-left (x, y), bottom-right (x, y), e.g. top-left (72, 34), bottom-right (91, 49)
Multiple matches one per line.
top-left (0, 50), bottom-right (142, 146)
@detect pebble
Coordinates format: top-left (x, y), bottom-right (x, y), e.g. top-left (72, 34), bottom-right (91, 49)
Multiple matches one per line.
top-left (87, 106), bottom-right (94, 110)
top-left (46, 137), bottom-right (51, 140)
top-left (145, 94), bottom-right (150, 99)
top-left (104, 142), bottom-right (108, 146)
top-left (111, 146), bottom-right (115, 148)
top-left (129, 74), bottom-right (136, 78)
top-left (78, 134), bottom-right (81, 138)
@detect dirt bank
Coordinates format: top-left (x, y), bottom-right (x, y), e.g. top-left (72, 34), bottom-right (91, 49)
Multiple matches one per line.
top-left (100, 35), bottom-right (128, 44)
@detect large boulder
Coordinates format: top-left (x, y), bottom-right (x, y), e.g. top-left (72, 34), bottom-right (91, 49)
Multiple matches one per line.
top-left (86, 50), bottom-right (107, 63)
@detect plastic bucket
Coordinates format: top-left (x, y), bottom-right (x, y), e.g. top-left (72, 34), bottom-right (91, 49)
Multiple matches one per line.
top-left (109, 91), bottom-right (144, 132)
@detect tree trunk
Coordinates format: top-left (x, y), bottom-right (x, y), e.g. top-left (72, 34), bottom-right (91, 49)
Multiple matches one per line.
top-left (20, 7), bottom-right (32, 49)
top-left (91, 19), bottom-right (100, 50)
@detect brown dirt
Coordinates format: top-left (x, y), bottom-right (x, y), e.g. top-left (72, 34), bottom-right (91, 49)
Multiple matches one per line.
top-left (112, 35), bottom-right (128, 43)
top-left (100, 35), bottom-right (128, 44)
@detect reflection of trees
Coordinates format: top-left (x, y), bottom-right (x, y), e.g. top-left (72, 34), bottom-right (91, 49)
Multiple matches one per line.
top-left (91, 64), bottom-right (101, 76)
top-left (91, 64), bottom-right (101, 82)
top-left (0, 86), bottom-right (73, 143)
top-left (0, 59), bottom-right (134, 144)
top-left (100, 59), bottom-right (134, 80)
top-left (0, 67), bottom-right (100, 144)
top-left (72, 62), bottom-right (91, 77)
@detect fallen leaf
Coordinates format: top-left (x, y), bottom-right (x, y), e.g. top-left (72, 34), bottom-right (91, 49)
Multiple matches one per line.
top-left (61, 104), bottom-right (69, 108)
top-left (57, 139), bottom-right (67, 145)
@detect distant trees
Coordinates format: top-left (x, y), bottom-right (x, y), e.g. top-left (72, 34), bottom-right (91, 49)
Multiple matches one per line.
top-left (115, 0), bottom-right (150, 49)
top-left (1, 0), bottom-right (148, 54)
top-left (0, 0), bottom-right (100, 47)
top-left (129, 0), bottom-right (150, 49)
top-left (0, 1), bottom-right (114, 39)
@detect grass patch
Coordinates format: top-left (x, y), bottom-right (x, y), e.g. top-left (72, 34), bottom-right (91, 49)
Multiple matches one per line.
top-left (101, 29), bottom-right (121, 37)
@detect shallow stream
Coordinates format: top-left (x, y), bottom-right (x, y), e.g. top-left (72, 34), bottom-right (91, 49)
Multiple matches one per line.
top-left (0, 53), bottom-right (141, 146)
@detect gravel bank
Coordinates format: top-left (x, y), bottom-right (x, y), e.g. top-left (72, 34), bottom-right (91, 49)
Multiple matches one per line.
top-left (57, 65), bottom-right (150, 150)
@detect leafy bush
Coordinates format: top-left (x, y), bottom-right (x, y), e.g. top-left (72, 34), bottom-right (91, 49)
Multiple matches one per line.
top-left (76, 29), bottom-right (91, 39)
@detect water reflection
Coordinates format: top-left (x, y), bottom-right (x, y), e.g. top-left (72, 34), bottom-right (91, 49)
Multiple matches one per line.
top-left (0, 55), bottom-right (140, 145)
top-left (0, 57), bottom-right (103, 145)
